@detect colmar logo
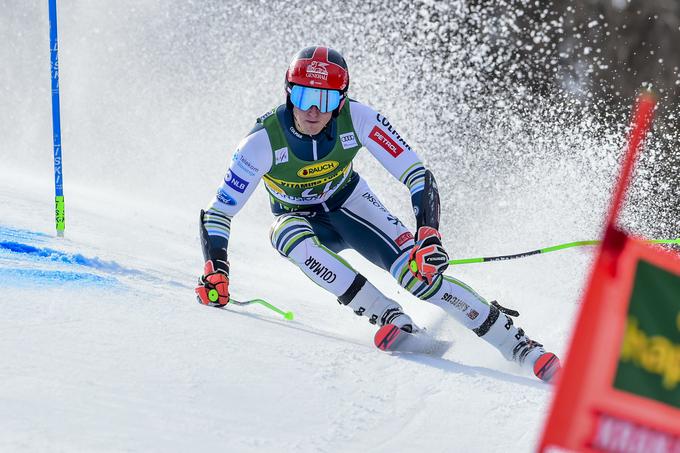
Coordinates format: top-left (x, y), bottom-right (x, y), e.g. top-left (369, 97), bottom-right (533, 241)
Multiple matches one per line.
top-left (289, 126), bottom-right (303, 139)
top-left (304, 256), bottom-right (336, 283)
top-left (297, 161), bottom-right (339, 178)
top-left (370, 126), bottom-right (403, 157)
top-left (306, 61), bottom-right (329, 81)
top-left (376, 114), bottom-right (412, 152)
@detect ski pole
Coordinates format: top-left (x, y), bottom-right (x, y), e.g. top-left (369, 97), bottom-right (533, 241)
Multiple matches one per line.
top-left (448, 238), bottom-right (680, 265)
top-left (49, 0), bottom-right (66, 237)
top-left (228, 297), bottom-right (295, 320)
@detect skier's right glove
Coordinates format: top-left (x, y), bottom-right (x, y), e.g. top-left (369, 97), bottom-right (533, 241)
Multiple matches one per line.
top-left (195, 260), bottom-right (230, 307)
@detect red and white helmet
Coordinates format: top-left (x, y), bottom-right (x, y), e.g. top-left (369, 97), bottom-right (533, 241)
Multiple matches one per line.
top-left (285, 46), bottom-right (349, 93)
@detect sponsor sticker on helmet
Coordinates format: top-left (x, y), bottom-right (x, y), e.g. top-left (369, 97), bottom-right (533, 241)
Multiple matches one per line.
top-left (297, 161), bottom-right (339, 178)
top-left (306, 61), bottom-right (329, 81)
top-left (370, 126), bottom-right (404, 158)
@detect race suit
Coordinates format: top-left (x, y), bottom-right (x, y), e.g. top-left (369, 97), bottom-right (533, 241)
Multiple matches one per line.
top-left (202, 100), bottom-right (497, 334)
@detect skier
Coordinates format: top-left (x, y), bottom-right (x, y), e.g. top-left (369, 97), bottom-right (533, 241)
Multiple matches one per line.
top-left (195, 46), bottom-right (561, 382)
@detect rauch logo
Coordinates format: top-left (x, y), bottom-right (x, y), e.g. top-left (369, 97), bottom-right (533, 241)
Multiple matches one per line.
top-left (297, 161), bottom-right (339, 178)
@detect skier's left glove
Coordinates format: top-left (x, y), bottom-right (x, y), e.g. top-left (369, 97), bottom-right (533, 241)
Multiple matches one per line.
top-left (408, 226), bottom-right (450, 285)
top-left (195, 260), bottom-right (230, 307)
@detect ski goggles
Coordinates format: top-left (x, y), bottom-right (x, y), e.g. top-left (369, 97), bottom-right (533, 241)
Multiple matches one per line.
top-left (288, 85), bottom-right (343, 113)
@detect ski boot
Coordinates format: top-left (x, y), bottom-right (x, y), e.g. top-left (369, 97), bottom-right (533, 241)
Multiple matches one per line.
top-left (338, 275), bottom-right (419, 333)
top-left (475, 301), bottom-right (561, 383)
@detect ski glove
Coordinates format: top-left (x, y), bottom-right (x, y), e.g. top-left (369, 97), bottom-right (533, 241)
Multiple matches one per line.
top-left (408, 226), bottom-right (450, 285)
top-left (195, 260), bottom-right (230, 307)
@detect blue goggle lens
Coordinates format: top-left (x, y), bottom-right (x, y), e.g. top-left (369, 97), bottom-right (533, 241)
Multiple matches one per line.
top-left (289, 85), bottom-right (342, 113)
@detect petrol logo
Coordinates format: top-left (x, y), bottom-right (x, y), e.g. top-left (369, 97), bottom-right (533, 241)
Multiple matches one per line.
top-left (370, 126), bottom-right (403, 157)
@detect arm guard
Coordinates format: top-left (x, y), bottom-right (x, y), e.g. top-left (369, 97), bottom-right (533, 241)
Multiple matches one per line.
top-left (414, 169), bottom-right (441, 231)
top-left (199, 209), bottom-right (230, 274)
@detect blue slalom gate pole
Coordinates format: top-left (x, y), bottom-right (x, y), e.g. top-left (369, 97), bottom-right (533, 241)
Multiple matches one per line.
top-left (49, 0), bottom-right (65, 237)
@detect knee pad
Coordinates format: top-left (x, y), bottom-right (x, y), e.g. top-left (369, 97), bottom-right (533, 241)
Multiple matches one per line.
top-left (269, 215), bottom-right (316, 257)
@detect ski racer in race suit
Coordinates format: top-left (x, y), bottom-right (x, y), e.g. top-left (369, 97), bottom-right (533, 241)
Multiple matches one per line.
top-left (196, 46), bottom-right (561, 382)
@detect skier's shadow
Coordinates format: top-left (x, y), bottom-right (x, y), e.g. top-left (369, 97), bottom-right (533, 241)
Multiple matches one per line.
top-left (391, 353), bottom-right (548, 389)
top-left (220, 305), bottom-right (548, 390)
top-left (218, 304), bottom-right (368, 346)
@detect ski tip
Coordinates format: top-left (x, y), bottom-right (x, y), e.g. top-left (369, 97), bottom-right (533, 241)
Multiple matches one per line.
top-left (374, 324), bottom-right (403, 351)
top-left (533, 352), bottom-right (561, 384)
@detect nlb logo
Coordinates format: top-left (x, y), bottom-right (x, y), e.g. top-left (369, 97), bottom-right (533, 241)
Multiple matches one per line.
top-left (297, 161), bottom-right (339, 178)
top-left (225, 170), bottom-right (249, 193)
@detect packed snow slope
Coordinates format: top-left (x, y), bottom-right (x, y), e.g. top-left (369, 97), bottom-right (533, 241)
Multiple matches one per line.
top-left (1, 165), bottom-right (587, 453)
top-left (2, 1), bottom-right (659, 452)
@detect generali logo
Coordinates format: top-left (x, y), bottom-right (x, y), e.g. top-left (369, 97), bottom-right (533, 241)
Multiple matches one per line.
top-left (297, 161), bottom-right (339, 178)
top-left (306, 61), bottom-right (329, 81)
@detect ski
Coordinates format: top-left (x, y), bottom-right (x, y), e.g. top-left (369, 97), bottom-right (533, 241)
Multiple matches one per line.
top-left (533, 352), bottom-right (561, 383)
top-left (374, 324), bottom-right (451, 357)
